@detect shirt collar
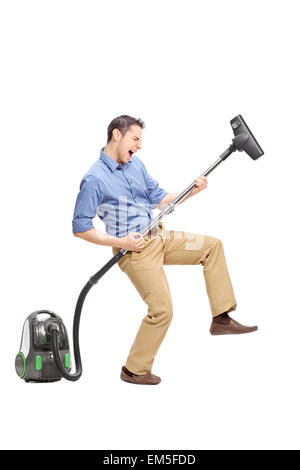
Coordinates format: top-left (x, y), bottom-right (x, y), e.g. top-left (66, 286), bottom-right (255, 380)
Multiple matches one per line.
top-left (100, 147), bottom-right (132, 172)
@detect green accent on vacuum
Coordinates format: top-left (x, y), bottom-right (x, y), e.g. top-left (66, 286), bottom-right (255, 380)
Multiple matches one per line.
top-left (15, 352), bottom-right (26, 378)
top-left (35, 355), bottom-right (42, 371)
top-left (64, 353), bottom-right (70, 368)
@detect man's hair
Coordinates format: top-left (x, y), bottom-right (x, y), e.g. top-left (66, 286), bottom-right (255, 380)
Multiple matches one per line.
top-left (107, 115), bottom-right (145, 143)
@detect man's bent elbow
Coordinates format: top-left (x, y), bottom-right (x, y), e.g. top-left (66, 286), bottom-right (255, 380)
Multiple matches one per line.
top-left (73, 228), bottom-right (95, 239)
top-left (73, 231), bottom-right (87, 238)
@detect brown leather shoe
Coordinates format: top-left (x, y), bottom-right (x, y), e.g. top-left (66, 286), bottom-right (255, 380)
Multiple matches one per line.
top-left (120, 366), bottom-right (161, 385)
top-left (210, 313), bottom-right (258, 335)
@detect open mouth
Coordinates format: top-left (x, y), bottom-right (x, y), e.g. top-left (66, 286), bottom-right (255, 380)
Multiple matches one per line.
top-left (128, 150), bottom-right (134, 158)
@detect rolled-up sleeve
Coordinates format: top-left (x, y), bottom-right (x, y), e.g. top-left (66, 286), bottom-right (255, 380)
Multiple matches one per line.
top-left (72, 175), bottom-right (103, 233)
top-left (139, 159), bottom-right (168, 206)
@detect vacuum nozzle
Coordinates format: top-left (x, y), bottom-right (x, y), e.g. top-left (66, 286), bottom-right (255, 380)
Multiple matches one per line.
top-left (230, 114), bottom-right (264, 160)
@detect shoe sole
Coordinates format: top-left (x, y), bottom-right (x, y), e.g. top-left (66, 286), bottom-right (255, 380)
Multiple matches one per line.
top-left (120, 373), bottom-right (161, 385)
top-left (210, 326), bottom-right (258, 335)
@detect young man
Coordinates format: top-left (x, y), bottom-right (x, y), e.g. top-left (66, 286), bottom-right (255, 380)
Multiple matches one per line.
top-left (72, 115), bottom-right (257, 385)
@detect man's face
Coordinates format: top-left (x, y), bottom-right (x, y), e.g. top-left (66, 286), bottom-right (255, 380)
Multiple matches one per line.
top-left (115, 124), bottom-right (143, 164)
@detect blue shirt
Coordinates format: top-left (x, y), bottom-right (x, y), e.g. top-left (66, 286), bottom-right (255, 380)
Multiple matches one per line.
top-left (72, 147), bottom-right (168, 238)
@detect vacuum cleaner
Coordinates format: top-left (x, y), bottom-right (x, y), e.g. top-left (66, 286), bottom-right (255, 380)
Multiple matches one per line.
top-left (15, 114), bottom-right (264, 382)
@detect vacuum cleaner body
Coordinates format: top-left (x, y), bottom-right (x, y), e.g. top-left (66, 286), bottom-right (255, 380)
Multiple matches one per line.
top-left (15, 311), bottom-right (71, 382)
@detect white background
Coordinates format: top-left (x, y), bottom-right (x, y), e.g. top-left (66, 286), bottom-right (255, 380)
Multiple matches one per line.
top-left (1, 0), bottom-right (299, 450)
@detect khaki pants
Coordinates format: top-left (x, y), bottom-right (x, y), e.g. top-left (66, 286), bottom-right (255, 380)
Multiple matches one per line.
top-left (112, 222), bottom-right (237, 375)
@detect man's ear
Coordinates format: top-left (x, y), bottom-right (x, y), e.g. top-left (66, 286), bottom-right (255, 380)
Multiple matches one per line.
top-left (112, 128), bottom-right (121, 141)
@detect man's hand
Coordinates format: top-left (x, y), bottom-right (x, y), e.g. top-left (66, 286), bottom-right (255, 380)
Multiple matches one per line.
top-left (120, 232), bottom-right (145, 252)
top-left (190, 176), bottom-right (208, 196)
